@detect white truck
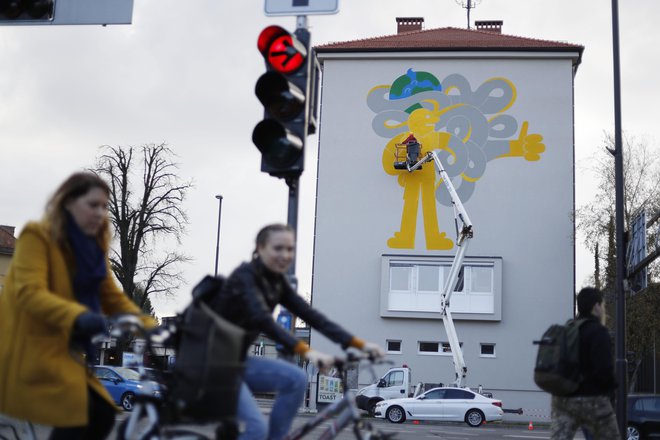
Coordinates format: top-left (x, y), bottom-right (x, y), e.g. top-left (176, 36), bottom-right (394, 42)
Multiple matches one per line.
top-left (355, 365), bottom-right (445, 416)
top-left (356, 137), bottom-right (475, 416)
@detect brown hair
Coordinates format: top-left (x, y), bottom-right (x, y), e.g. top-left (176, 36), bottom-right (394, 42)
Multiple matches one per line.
top-left (44, 172), bottom-right (112, 251)
top-left (252, 223), bottom-right (294, 259)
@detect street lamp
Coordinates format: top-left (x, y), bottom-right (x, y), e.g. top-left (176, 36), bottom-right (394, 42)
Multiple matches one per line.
top-left (610, 0), bottom-right (628, 434)
top-left (214, 195), bottom-right (223, 276)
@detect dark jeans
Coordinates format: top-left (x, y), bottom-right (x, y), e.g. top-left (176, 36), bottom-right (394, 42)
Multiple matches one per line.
top-left (49, 389), bottom-right (115, 440)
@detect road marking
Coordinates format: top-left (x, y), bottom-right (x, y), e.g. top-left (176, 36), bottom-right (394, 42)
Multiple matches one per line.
top-left (428, 430), bottom-right (480, 436)
top-left (503, 435), bottom-right (550, 439)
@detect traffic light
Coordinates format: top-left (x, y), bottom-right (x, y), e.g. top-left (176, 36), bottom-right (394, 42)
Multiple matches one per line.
top-left (0, 0), bottom-right (54, 21)
top-left (253, 25), bottom-right (314, 178)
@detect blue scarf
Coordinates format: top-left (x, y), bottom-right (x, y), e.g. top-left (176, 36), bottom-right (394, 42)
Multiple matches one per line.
top-left (66, 214), bottom-right (106, 313)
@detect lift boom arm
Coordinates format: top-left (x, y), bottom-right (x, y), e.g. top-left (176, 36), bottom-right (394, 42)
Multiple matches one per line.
top-left (405, 150), bottom-right (473, 387)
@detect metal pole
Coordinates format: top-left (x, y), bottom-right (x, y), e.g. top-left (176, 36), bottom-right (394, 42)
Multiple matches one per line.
top-left (466, 0), bottom-right (471, 29)
top-left (611, 0), bottom-right (627, 436)
top-left (214, 195), bottom-right (223, 276)
top-left (285, 177), bottom-right (299, 276)
top-left (274, 177), bottom-right (300, 358)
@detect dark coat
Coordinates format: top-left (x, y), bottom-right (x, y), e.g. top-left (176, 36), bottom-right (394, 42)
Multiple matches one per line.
top-left (574, 316), bottom-right (616, 396)
top-left (213, 259), bottom-right (354, 354)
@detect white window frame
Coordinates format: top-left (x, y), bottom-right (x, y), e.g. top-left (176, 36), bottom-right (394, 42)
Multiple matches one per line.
top-left (480, 343), bottom-right (496, 358)
top-left (439, 341), bottom-right (463, 357)
top-left (417, 341), bottom-right (441, 355)
top-left (386, 339), bottom-right (402, 354)
top-left (417, 341), bottom-right (463, 356)
top-left (380, 255), bottom-right (502, 321)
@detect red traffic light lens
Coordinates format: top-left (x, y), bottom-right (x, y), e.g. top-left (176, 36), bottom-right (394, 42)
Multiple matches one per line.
top-left (258, 25), bottom-right (287, 55)
top-left (258, 25), bottom-right (306, 75)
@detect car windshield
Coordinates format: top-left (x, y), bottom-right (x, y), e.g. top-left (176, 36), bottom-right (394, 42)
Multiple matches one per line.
top-left (113, 367), bottom-right (141, 381)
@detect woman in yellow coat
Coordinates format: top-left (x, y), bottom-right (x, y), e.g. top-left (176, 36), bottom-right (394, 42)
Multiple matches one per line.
top-left (0, 172), bottom-right (154, 439)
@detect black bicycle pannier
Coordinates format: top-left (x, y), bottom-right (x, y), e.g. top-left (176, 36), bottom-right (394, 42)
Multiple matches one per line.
top-left (170, 276), bottom-right (245, 422)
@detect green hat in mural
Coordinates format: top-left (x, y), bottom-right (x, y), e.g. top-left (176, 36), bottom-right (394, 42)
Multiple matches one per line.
top-left (389, 68), bottom-right (442, 113)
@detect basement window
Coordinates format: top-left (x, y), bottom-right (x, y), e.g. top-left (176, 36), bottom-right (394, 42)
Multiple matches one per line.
top-left (386, 340), bottom-right (402, 354)
top-left (480, 343), bottom-right (496, 358)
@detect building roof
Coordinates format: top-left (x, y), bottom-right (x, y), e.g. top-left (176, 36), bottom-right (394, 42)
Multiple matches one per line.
top-left (316, 26), bottom-right (583, 64)
top-left (0, 225), bottom-right (16, 256)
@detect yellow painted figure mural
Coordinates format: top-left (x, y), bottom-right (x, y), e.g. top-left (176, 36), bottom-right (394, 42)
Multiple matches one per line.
top-left (367, 69), bottom-right (545, 250)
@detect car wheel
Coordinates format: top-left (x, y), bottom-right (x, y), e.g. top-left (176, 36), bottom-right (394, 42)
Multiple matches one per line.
top-left (627, 425), bottom-right (641, 440)
top-left (386, 406), bottom-right (406, 424)
top-left (465, 409), bottom-right (485, 427)
top-left (121, 392), bottom-right (135, 411)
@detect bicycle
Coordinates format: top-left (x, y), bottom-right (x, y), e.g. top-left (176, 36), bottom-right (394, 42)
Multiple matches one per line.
top-left (111, 314), bottom-right (395, 440)
top-left (284, 352), bottom-right (396, 440)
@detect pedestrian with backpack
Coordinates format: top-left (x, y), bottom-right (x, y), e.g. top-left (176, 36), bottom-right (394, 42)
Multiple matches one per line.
top-left (549, 287), bottom-right (620, 440)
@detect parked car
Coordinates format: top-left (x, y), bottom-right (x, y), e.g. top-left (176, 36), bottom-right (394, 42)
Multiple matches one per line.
top-left (92, 365), bottom-right (162, 411)
top-left (374, 386), bottom-right (503, 427)
top-left (628, 394), bottom-right (660, 440)
top-left (127, 367), bottom-right (174, 389)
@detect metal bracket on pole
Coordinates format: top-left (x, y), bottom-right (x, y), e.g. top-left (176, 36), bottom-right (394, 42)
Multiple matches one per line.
top-left (296, 15), bottom-right (308, 29)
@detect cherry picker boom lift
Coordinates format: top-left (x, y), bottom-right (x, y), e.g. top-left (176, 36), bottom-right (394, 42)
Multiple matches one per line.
top-left (394, 135), bottom-right (473, 388)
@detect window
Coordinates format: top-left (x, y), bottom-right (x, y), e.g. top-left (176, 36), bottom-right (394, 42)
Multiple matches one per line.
top-left (386, 340), bottom-right (402, 354)
top-left (440, 341), bottom-right (463, 356)
top-left (380, 255), bottom-right (502, 321)
top-left (383, 370), bottom-right (404, 387)
top-left (444, 389), bottom-right (475, 399)
top-left (480, 343), bottom-right (496, 357)
top-left (417, 341), bottom-right (463, 355)
top-left (94, 368), bottom-right (113, 380)
top-left (423, 389), bottom-right (446, 399)
top-left (418, 341), bottom-right (440, 354)
top-left (389, 262), bottom-right (493, 313)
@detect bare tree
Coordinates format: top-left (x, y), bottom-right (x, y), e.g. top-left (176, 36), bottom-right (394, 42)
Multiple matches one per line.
top-left (576, 133), bottom-right (660, 389)
top-left (577, 132), bottom-right (660, 261)
top-left (92, 143), bottom-right (193, 312)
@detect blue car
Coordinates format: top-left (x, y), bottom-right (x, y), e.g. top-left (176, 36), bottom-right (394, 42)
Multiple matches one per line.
top-left (92, 365), bottom-right (162, 411)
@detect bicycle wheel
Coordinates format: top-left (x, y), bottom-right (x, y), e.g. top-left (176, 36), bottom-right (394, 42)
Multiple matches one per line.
top-left (117, 407), bottom-right (160, 440)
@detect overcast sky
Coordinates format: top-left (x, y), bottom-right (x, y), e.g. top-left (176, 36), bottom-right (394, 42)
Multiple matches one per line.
top-left (1, 0), bottom-right (658, 317)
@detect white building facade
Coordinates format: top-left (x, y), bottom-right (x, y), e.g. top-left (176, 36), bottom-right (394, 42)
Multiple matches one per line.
top-left (309, 21), bottom-right (583, 421)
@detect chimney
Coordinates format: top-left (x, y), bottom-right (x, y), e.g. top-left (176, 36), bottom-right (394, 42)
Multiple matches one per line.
top-left (0, 225), bottom-right (16, 249)
top-left (396, 17), bottom-right (424, 34)
top-left (475, 20), bottom-right (503, 34)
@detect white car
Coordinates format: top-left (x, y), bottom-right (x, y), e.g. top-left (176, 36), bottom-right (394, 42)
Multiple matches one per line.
top-left (374, 387), bottom-right (503, 427)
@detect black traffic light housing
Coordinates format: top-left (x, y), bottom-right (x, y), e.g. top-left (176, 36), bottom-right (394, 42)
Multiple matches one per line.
top-left (253, 25), bottom-right (315, 178)
top-left (0, 0), bottom-right (54, 21)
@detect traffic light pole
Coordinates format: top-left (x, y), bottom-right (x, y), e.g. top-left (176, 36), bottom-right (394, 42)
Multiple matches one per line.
top-left (254, 16), bottom-right (310, 355)
top-left (285, 176), bottom-right (300, 277)
top-left (276, 176), bottom-right (299, 357)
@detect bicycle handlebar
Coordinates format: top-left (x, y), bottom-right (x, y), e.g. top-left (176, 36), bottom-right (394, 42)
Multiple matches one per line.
top-left (323, 351), bottom-right (393, 371)
top-left (90, 314), bottom-right (171, 346)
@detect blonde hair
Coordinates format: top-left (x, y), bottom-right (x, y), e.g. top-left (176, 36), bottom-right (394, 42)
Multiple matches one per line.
top-left (44, 172), bottom-right (112, 251)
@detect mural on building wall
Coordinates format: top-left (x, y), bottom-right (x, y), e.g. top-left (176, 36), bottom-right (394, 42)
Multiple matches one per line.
top-left (367, 68), bottom-right (546, 250)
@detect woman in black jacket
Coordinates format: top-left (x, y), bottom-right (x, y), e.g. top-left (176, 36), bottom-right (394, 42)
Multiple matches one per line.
top-left (219, 224), bottom-right (382, 440)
